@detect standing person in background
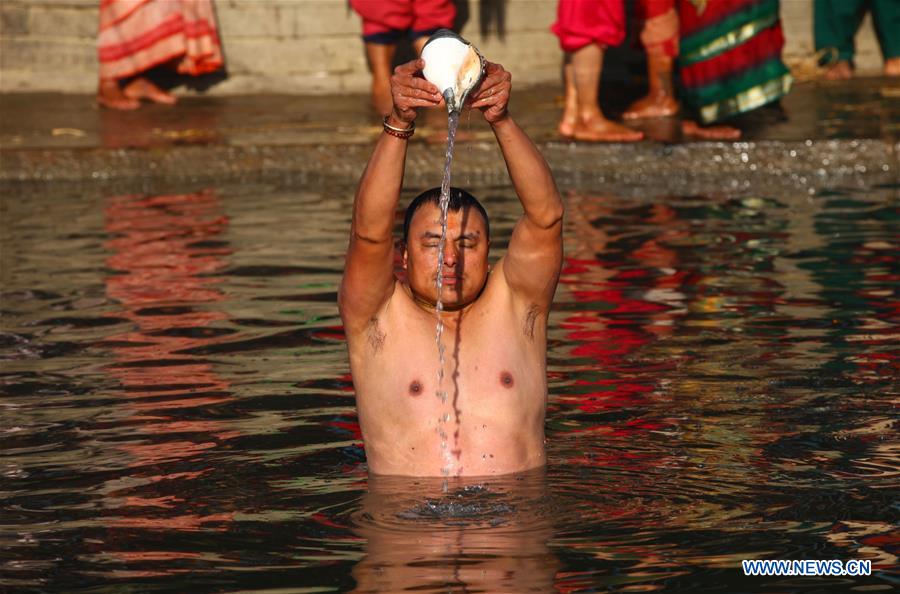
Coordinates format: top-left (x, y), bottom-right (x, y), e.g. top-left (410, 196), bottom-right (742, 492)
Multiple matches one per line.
top-left (677, 0), bottom-right (792, 126)
top-left (97, 0), bottom-right (224, 110)
top-left (624, 0), bottom-right (791, 139)
top-left (553, 0), bottom-right (644, 142)
top-left (815, 0), bottom-right (900, 80)
top-left (350, 0), bottom-right (456, 116)
top-left (622, 0), bottom-right (680, 120)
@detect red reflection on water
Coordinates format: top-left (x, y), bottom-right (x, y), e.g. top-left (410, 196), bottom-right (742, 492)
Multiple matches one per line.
top-left (560, 199), bottom-right (686, 418)
top-left (104, 191), bottom-right (233, 409)
top-left (100, 190), bottom-right (238, 546)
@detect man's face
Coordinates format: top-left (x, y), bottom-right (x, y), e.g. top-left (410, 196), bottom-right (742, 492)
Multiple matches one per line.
top-left (403, 202), bottom-right (490, 309)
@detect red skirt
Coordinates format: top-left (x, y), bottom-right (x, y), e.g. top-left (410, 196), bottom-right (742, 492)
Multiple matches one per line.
top-left (350, 0), bottom-right (456, 42)
top-left (98, 0), bottom-right (223, 80)
top-left (551, 0), bottom-right (626, 53)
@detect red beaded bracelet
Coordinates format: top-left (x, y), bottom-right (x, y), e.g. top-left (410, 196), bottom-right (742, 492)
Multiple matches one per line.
top-left (383, 116), bottom-right (415, 139)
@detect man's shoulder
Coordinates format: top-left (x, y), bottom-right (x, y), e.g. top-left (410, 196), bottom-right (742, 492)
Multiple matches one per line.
top-left (480, 256), bottom-right (526, 305)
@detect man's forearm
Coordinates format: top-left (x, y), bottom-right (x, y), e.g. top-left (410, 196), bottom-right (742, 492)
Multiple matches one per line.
top-left (491, 116), bottom-right (563, 228)
top-left (353, 125), bottom-right (409, 242)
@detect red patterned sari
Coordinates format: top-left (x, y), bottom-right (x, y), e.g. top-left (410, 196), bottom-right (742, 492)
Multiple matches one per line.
top-left (678, 0), bottom-right (792, 123)
top-left (636, 0), bottom-right (792, 123)
top-left (98, 0), bottom-right (223, 81)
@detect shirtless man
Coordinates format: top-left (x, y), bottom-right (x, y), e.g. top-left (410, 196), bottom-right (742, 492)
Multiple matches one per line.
top-left (339, 59), bottom-right (564, 477)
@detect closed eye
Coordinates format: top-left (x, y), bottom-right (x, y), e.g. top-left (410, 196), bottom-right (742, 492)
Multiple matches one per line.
top-left (458, 233), bottom-right (480, 248)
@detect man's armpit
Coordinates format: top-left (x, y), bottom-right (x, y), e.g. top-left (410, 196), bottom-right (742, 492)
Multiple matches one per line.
top-left (367, 316), bottom-right (386, 352)
top-left (523, 303), bottom-right (540, 340)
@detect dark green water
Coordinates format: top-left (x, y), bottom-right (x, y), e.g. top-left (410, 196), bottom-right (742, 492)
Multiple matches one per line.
top-left (1, 182), bottom-right (896, 593)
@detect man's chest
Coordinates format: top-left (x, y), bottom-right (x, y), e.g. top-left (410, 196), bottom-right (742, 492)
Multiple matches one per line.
top-left (352, 308), bottom-right (544, 406)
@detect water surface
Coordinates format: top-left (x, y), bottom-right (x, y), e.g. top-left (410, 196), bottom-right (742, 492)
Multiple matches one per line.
top-left (1, 182), bottom-right (896, 592)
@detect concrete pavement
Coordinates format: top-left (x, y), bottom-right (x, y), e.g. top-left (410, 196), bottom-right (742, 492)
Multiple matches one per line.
top-left (0, 77), bottom-right (897, 194)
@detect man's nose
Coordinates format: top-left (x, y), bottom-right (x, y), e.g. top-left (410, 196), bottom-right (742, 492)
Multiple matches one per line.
top-left (442, 243), bottom-right (458, 267)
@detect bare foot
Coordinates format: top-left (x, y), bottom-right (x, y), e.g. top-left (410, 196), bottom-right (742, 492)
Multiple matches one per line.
top-left (97, 79), bottom-right (140, 110)
top-left (558, 98), bottom-right (578, 138)
top-left (885, 57), bottom-right (900, 77)
top-left (558, 114), bottom-right (577, 138)
top-left (623, 92), bottom-right (679, 120)
top-left (682, 119), bottom-right (741, 140)
top-left (824, 60), bottom-right (853, 80)
top-left (123, 77), bottom-right (177, 105)
top-left (573, 115), bottom-right (643, 142)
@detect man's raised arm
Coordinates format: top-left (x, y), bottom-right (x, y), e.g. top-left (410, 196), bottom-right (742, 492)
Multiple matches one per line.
top-left (339, 59), bottom-right (442, 331)
top-left (470, 63), bottom-right (564, 307)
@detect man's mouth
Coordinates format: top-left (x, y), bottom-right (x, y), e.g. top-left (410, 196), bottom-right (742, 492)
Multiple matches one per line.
top-left (440, 274), bottom-right (459, 286)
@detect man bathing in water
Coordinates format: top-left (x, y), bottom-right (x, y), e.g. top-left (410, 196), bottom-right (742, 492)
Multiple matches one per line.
top-left (339, 59), bottom-right (564, 477)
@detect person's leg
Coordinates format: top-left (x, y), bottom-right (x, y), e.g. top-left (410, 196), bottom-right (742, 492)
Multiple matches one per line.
top-left (870, 0), bottom-right (900, 75)
top-left (550, 0), bottom-right (638, 141)
top-left (411, 0), bottom-right (463, 141)
top-left (352, 0), bottom-right (411, 114)
top-left (96, 1), bottom-right (138, 110)
top-left (413, 33), bottom-right (445, 141)
top-left (559, 56), bottom-right (578, 137)
top-left (623, 53), bottom-right (678, 119)
top-left (571, 43), bottom-right (643, 142)
top-left (624, 0), bottom-right (679, 120)
top-left (814, 0), bottom-right (866, 80)
top-left (365, 41), bottom-right (399, 115)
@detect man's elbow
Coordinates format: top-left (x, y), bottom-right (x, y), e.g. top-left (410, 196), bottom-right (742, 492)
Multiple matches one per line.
top-left (530, 203), bottom-right (564, 231)
top-left (352, 230), bottom-right (393, 246)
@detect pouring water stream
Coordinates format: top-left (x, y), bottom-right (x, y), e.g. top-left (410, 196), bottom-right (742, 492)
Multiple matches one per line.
top-left (420, 29), bottom-right (484, 486)
top-left (434, 106), bottom-right (460, 482)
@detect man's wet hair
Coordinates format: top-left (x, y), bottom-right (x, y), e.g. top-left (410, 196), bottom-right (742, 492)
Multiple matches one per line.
top-left (403, 187), bottom-right (490, 243)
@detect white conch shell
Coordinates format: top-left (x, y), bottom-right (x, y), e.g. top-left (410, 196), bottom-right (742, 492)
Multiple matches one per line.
top-left (421, 30), bottom-right (484, 113)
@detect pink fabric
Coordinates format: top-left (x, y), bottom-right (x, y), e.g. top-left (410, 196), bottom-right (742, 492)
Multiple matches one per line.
top-left (98, 0), bottom-right (222, 80)
top-left (350, 0), bottom-right (455, 37)
top-left (551, 0), bottom-right (626, 53)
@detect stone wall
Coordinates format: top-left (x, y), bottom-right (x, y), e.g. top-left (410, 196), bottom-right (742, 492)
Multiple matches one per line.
top-left (0, 0), bottom-right (887, 94)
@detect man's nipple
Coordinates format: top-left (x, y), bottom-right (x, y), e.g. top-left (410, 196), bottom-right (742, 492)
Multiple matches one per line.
top-left (409, 380), bottom-right (423, 396)
top-left (500, 371), bottom-right (514, 388)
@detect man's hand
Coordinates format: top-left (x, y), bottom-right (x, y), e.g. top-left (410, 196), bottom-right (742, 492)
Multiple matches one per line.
top-left (469, 61), bottom-right (511, 124)
top-left (389, 59), bottom-right (443, 126)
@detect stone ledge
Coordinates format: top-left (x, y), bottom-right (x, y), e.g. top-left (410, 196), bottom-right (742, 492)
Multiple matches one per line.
top-left (2, 140), bottom-right (895, 197)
